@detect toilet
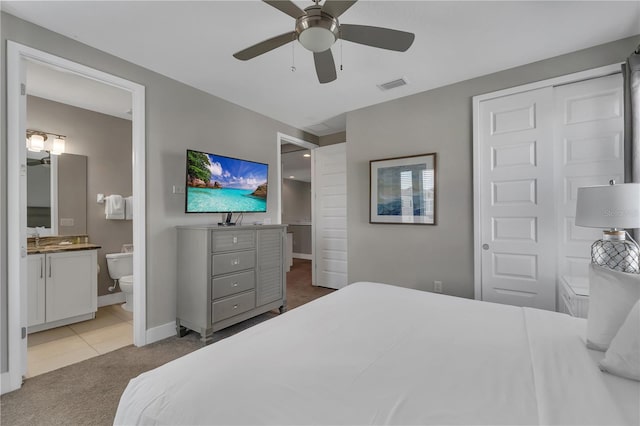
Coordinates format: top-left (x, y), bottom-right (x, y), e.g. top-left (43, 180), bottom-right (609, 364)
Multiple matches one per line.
top-left (105, 251), bottom-right (134, 312)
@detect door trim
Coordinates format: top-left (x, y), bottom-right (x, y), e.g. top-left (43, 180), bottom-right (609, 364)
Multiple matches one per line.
top-left (5, 41), bottom-right (146, 394)
top-left (275, 132), bottom-right (318, 282)
top-left (472, 63), bottom-right (622, 301)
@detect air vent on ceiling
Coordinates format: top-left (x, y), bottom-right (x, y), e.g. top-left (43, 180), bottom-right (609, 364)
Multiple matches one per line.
top-left (377, 77), bottom-right (409, 91)
top-left (307, 123), bottom-right (332, 133)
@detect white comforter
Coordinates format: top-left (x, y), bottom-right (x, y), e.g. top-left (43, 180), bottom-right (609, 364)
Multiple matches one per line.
top-left (114, 282), bottom-right (639, 425)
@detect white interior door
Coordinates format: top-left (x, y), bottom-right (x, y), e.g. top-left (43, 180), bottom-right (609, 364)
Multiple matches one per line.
top-left (313, 143), bottom-right (347, 289)
top-left (554, 74), bottom-right (625, 287)
top-left (478, 87), bottom-right (558, 309)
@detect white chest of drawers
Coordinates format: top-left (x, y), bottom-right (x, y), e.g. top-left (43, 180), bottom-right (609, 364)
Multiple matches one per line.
top-left (176, 225), bottom-right (286, 344)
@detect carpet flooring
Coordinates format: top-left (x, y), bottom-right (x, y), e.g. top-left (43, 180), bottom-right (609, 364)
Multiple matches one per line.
top-left (1, 259), bottom-right (333, 426)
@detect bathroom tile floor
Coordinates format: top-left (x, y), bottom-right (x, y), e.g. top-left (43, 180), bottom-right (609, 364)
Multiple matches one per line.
top-left (26, 304), bottom-right (133, 378)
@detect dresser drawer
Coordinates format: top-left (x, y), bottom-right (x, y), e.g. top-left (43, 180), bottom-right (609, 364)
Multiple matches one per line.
top-left (212, 270), bottom-right (255, 300)
top-left (211, 231), bottom-right (255, 253)
top-left (212, 291), bottom-right (255, 323)
top-left (212, 250), bottom-right (255, 276)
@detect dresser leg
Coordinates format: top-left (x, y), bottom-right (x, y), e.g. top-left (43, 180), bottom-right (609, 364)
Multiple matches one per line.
top-left (279, 304), bottom-right (287, 314)
top-left (200, 327), bottom-right (213, 345)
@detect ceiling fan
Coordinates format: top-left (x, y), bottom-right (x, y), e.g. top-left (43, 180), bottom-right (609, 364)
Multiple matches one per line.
top-left (233, 0), bottom-right (415, 84)
top-left (27, 156), bottom-right (51, 167)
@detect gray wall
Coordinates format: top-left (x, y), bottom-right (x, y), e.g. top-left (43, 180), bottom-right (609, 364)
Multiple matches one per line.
top-left (28, 96), bottom-right (133, 296)
top-left (282, 178), bottom-right (312, 255)
top-left (282, 178), bottom-right (311, 223)
top-left (319, 131), bottom-right (346, 146)
top-left (57, 153), bottom-right (88, 236)
top-left (1, 12), bottom-right (316, 373)
top-left (347, 35), bottom-right (640, 298)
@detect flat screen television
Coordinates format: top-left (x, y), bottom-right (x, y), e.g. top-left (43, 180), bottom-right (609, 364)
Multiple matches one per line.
top-left (185, 149), bottom-right (268, 214)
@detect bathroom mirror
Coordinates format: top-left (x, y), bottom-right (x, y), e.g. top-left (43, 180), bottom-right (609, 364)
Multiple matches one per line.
top-left (27, 152), bottom-right (88, 236)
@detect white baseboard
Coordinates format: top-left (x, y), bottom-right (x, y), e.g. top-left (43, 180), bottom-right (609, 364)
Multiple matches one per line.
top-left (293, 253), bottom-right (312, 260)
top-left (146, 321), bottom-right (176, 344)
top-left (98, 292), bottom-right (125, 307)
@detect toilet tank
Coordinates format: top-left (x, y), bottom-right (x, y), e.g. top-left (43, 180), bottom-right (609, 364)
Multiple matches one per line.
top-left (105, 252), bottom-right (133, 279)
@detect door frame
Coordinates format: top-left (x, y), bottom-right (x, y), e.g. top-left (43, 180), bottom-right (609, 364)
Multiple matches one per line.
top-left (472, 63), bottom-right (623, 301)
top-left (275, 132), bottom-right (318, 281)
top-left (4, 41), bottom-right (146, 394)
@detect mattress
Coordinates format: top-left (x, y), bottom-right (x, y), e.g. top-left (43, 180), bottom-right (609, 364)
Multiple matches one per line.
top-left (114, 282), bottom-right (639, 425)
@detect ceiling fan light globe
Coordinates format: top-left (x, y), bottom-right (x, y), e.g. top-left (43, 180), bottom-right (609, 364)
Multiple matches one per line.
top-left (298, 27), bottom-right (336, 52)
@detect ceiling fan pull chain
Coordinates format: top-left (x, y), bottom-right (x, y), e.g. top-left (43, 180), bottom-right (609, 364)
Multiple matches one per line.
top-left (291, 35), bottom-right (296, 72)
top-left (340, 37), bottom-right (343, 71)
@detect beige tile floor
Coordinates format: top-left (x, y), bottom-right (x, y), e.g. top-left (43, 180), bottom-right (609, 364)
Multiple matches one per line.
top-left (26, 304), bottom-right (133, 378)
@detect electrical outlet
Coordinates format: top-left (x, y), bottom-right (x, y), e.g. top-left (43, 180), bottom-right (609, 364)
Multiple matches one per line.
top-left (434, 280), bottom-right (443, 293)
top-left (172, 185), bottom-right (185, 194)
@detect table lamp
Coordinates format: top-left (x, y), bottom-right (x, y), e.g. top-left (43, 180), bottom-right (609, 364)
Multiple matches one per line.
top-left (575, 180), bottom-right (640, 273)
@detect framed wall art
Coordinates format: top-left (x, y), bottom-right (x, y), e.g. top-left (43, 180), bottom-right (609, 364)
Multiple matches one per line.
top-left (370, 153), bottom-right (437, 225)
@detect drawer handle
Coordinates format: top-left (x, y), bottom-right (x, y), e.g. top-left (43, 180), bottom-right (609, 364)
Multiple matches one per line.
top-left (231, 282), bottom-right (238, 287)
top-left (232, 258), bottom-right (240, 265)
top-left (233, 304), bottom-right (239, 309)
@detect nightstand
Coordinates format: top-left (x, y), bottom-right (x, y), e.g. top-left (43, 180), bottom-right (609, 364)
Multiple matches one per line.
top-left (559, 276), bottom-right (589, 318)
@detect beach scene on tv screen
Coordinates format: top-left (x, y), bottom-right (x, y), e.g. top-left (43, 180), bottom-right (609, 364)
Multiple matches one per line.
top-left (187, 151), bottom-right (268, 212)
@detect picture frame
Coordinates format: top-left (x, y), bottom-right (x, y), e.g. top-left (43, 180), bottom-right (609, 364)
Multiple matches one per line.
top-left (370, 153), bottom-right (437, 225)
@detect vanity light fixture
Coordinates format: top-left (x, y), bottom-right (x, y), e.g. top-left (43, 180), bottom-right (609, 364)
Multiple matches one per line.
top-left (303, 153), bottom-right (311, 158)
top-left (26, 129), bottom-right (66, 155)
top-left (50, 137), bottom-right (66, 156)
top-left (26, 131), bottom-right (46, 152)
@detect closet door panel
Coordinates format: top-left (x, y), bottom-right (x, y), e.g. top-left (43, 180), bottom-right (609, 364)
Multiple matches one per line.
top-left (478, 87), bottom-right (557, 310)
top-left (554, 74), bottom-right (625, 282)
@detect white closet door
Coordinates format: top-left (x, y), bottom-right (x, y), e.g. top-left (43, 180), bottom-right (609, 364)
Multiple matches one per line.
top-left (478, 87), bottom-right (558, 310)
top-left (554, 74), bottom-right (625, 285)
top-left (314, 143), bottom-right (347, 289)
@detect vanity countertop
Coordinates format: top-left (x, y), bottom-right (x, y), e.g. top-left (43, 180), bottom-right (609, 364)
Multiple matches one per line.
top-left (28, 243), bottom-right (101, 255)
top-left (27, 234), bottom-right (101, 254)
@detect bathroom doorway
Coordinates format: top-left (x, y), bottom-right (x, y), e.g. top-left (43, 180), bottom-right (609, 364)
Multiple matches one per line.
top-left (5, 42), bottom-right (146, 392)
top-left (276, 133), bottom-right (317, 283)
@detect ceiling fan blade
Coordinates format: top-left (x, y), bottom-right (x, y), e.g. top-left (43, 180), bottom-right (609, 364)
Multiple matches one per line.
top-left (340, 24), bottom-right (415, 52)
top-left (322, 0), bottom-right (358, 18)
top-left (313, 49), bottom-right (337, 84)
top-left (233, 31), bottom-right (297, 61)
top-left (263, 0), bottom-right (306, 19)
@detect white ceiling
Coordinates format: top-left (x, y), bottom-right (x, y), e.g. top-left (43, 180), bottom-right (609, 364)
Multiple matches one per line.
top-left (4, 1), bottom-right (639, 136)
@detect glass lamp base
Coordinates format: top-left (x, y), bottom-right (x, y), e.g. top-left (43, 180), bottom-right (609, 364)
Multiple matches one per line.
top-left (591, 239), bottom-right (640, 273)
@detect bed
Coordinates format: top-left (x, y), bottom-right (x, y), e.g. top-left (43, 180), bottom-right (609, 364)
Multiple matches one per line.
top-left (114, 282), bottom-right (639, 425)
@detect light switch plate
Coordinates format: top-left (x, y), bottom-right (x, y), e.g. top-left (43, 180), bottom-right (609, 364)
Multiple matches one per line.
top-left (60, 218), bottom-right (75, 227)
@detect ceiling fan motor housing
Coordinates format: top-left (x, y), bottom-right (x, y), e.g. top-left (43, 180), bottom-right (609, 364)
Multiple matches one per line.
top-left (296, 6), bottom-right (339, 52)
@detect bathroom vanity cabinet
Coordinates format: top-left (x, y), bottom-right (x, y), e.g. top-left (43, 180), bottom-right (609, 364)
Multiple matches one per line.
top-left (176, 225), bottom-right (287, 344)
top-left (27, 249), bottom-right (98, 332)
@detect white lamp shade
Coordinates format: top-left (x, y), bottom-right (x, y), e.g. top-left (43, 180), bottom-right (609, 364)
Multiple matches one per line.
top-left (28, 134), bottom-right (45, 152)
top-left (575, 183), bottom-right (640, 229)
top-left (50, 137), bottom-right (66, 155)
